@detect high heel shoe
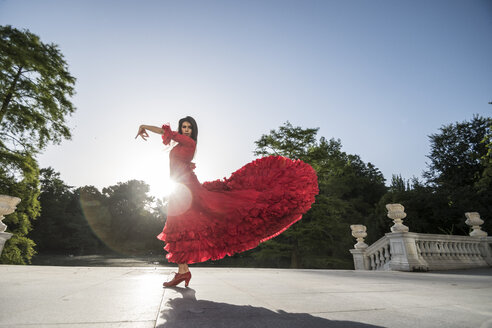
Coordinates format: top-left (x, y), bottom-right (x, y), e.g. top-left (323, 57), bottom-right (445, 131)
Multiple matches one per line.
top-left (163, 271), bottom-right (192, 287)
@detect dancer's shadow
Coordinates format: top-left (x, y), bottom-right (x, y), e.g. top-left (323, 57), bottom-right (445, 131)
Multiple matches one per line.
top-left (158, 287), bottom-right (383, 328)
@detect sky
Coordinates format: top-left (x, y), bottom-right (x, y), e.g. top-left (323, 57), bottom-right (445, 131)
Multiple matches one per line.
top-left (1, 0), bottom-right (491, 199)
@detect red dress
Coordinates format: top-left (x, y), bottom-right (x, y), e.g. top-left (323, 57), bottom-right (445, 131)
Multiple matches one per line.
top-left (156, 124), bottom-right (318, 264)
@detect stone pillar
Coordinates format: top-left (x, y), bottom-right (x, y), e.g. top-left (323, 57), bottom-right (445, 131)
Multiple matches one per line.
top-left (385, 204), bottom-right (427, 271)
top-left (0, 195), bottom-right (21, 256)
top-left (386, 232), bottom-right (429, 271)
top-left (350, 249), bottom-right (370, 270)
top-left (349, 225), bottom-right (370, 270)
top-left (480, 237), bottom-right (492, 266)
top-left (465, 213), bottom-right (492, 266)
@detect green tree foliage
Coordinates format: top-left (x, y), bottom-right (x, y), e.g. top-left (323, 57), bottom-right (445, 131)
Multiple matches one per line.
top-left (476, 115), bottom-right (492, 193)
top-left (29, 168), bottom-right (104, 255)
top-left (374, 177), bottom-right (441, 238)
top-left (254, 123), bottom-right (319, 160)
top-left (0, 25), bottom-right (76, 153)
top-left (425, 115), bottom-right (491, 234)
top-left (378, 115), bottom-right (492, 236)
top-left (0, 152), bottom-right (40, 264)
top-left (424, 115), bottom-right (490, 190)
top-left (0, 25), bottom-right (76, 264)
top-left (30, 174), bottom-right (166, 257)
top-left (101, 180), bottom-right (165, 255)
top-left (250, 122), bottom-right (386, 269)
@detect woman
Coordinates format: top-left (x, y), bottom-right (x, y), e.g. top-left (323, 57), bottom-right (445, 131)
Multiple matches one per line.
top-left (136, 116), bottom-right (318, 287)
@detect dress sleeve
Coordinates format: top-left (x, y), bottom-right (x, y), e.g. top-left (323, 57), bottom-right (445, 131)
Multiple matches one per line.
top-left (161, 124), bottom-right (196, 146)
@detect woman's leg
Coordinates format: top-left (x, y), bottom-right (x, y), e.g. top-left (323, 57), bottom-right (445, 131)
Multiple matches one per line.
top-left (178, 263), bottom-right (189, 274)
top-left (164, 263), bottom-right (191, 287)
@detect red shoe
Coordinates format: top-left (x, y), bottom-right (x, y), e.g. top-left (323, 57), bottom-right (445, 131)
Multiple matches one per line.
top-left (163, 271), bottom-right (192, 287)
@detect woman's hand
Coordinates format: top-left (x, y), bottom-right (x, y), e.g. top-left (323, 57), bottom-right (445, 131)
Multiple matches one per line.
top-left (135, 126), bottom-right (150, 140)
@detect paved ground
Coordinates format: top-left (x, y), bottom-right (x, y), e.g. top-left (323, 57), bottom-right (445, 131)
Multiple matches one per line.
top-left (0, 265), bottom-right (491, 328)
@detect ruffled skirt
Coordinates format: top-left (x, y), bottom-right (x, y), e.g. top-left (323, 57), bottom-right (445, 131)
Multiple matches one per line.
top-left (157, 155), bottom-right (318, 264)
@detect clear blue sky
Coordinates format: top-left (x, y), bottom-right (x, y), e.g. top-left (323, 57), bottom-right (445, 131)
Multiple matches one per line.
top-left (1, 0), bottom-right (491, 198)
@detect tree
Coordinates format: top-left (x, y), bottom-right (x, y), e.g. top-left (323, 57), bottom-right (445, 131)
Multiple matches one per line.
top-left (254, 122), bottom-right (319, 161)
top-left (476, 115), bottom-right (492, 193)
top-left (29, 168), bottom-right (104, 255)
top-left (0, 25), bottom-right (76, 153)
top-left (378, 115), bottom-right (492, 237)
top-left (0, 152), bottom-right (40, 264)
top-left (101, 180), bottom-right (164, 255)
top-left (424, 115), bottom-right (491, 234)
top-left (250, 122), bottom-right (386, 269)
top-left (0, 25), bottom-right (76, 263)
top-left (374, 177), bottom-right (442, 238)
top-left (424, 115), bottom-right (490, 190)
top-left (29, 174), bottom-right (167, 257)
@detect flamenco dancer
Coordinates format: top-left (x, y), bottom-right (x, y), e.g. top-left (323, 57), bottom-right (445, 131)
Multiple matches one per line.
top-left (135, 116), bottom-right (318, 287)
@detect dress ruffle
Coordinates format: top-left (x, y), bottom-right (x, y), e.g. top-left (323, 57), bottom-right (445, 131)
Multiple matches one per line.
top-left (157, 155), bottom-right (318, 264)
top-left (161, 124), bottom-right (174, 145)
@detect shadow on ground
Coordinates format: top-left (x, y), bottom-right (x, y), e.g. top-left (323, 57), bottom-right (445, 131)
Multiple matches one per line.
top-left (158, 287), bottom-right (383, 328)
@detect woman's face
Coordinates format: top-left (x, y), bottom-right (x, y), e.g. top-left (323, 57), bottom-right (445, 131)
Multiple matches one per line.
top-left (181, 121), bottom-right (192, 137)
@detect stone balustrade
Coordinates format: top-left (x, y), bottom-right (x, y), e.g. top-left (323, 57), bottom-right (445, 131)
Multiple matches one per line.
top-left (350, 204), bottom-right (492, 271)
top-left (0, 195), bottom-right (21, 256)
top-left (366, 236), bottom-right (391, 270)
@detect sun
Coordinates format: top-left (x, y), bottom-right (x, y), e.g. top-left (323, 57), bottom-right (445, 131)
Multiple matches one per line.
top-left (149, 176), bottom-right (177, 199)
top-left (129, 142), bottom-right (178, 200)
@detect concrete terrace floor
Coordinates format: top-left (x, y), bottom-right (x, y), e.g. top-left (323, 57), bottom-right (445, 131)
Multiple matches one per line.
top-left (0, 265), bottom-right (491, 328)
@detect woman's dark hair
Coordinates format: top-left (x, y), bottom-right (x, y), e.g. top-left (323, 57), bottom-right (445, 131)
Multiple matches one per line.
top-left (178, 116), bottom-right (198, 142)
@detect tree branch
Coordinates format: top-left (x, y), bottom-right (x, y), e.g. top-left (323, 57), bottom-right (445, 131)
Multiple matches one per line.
top-left (0, 131), bottom-right (29, 152)
top-left (0, 65), bottom-right (23, 124)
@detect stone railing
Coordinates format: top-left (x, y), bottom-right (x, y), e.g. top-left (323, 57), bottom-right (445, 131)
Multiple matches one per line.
top-left (365, 236), bottom-right (391, 271)
top-left (0, 195), bottom-right (21, 256)
top-left (350, 204), bottom-right (492, 271)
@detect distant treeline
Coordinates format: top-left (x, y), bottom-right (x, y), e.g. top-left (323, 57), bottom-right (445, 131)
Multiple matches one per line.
top-left (16, 116), bottom-right (492, 268)
top-left (29, 173), bottom-right (166, 257)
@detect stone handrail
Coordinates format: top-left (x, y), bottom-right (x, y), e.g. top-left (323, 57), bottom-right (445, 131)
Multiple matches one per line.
top-left (350, 204), bottom-right (491, 271)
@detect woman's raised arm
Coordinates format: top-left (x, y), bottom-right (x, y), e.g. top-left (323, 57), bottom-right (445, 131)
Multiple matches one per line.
top-left (135, 125), bottom-right (164, 140)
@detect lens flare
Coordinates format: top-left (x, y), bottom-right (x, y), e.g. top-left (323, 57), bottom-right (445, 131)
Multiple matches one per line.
top-left (167, 183), bottom-right (193, 216)
top-left (79, 188), bottom-right (122, 254)
top-left (79, 180), bottom-right (191, 255)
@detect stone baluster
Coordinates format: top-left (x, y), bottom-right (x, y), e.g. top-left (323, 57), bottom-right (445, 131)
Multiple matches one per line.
top-left (464, 212), bottom-right (488, 237)
top-left (453, 242), bottom-right (460, 258)
top-left (0, 195), bottom-right (21, 256)
top-left (436, 242), bottom-right (443, 258)
top-left (471, 243), bottom-right (479, 258)
top-left (379, 249), bottom-right (385, 268)
top-left (458, 242), bottom-right (465, 259)
top-left (370, 254), bottom-right (376, 270)
top-left (465, 243), bottom-right (472, 258)
top-left (386, 203), bottom-right (409, 232)
top-left (375, 251), bottom-right (381, 269)
top-left (415, 240), bottom-right (422, 256)
top-left (384, 244), bottom-right (390, 263)
top-left (443, 242), bottom-right (450, 258)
